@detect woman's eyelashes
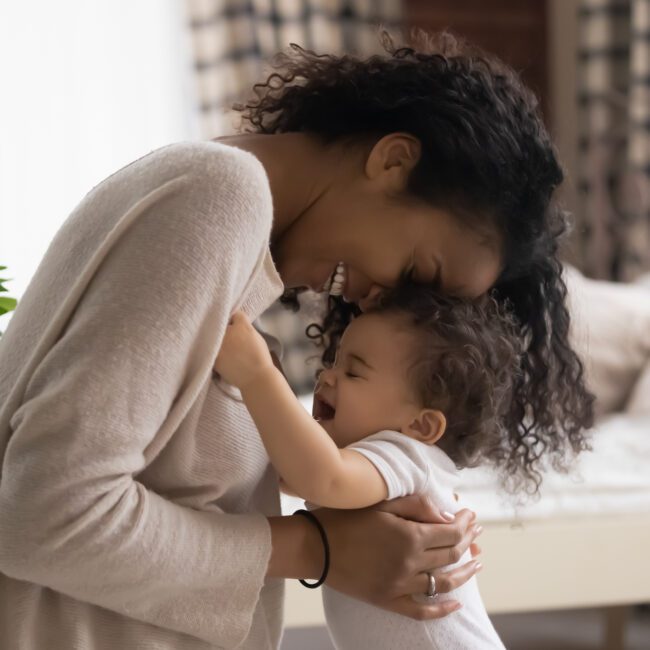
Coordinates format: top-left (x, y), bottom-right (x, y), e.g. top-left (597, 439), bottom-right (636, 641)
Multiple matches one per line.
top-left (400, 263), bottom-right (443, 291)
top-left (400, 264), bottom-right (416, 283)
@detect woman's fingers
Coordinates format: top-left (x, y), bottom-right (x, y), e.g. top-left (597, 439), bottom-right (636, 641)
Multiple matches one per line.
top-left (404, 559), bottom-right (483, 597)
top-left (373, 493), bottom-right (472, 525)
top-left (410, 508), bottom-right (477, 551)
top-left (385, 594), bottom-right (462, 621)
top-left (414, 519), bottom-right (482, 572)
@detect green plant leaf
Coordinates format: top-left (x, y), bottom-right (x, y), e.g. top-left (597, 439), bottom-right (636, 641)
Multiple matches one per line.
top-left (0, 296), bottom-right (17, 312)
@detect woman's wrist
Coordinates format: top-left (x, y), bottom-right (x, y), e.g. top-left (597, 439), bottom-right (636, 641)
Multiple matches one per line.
top-left (265, 514), bottom-right (324, 579)
top-left (293, 509), bottom-right (330, 588)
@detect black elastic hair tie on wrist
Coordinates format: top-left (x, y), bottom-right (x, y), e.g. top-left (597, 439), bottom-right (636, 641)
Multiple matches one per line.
top-left (293, 508), bottom-right (330, 589)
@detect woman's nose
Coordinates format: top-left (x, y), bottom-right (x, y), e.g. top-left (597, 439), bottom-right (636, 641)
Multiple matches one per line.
top-left (358, 284), bottom-right (384, 312)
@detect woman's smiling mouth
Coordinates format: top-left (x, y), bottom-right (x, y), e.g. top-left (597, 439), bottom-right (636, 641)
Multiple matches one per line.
top-left (321, 262), bottom-right (347, 296)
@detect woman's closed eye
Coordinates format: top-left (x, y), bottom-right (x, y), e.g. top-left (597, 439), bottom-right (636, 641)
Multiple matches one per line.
top-left (402, 257), bottom-right (441, 289)
top-left (400, 263), bottom-right (416, 283)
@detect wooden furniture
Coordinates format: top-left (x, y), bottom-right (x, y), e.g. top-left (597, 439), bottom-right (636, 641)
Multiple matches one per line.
top-left (403, 0), bottom-right (550, 123)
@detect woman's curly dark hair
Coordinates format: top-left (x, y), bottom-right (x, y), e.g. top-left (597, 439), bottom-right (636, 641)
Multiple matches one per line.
top-left (233, 28), bottom-right (595, 495)
top-left (364, 282), bottom-right (529, 493)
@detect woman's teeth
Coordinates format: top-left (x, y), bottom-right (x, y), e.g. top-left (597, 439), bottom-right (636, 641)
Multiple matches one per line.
top-left (330, 263), bottom-right (345, 296)
top-left (323, 261), bottom-right (346, 296)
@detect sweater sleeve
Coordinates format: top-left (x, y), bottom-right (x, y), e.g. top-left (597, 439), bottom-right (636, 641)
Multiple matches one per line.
top-left (0, 143), bottom-right (276, 647)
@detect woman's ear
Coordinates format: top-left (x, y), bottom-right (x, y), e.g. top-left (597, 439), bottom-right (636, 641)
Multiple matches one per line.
top-left (402, 409), bottom-right (446, 445)
top-left (365, 133), bottom-right (421, 191)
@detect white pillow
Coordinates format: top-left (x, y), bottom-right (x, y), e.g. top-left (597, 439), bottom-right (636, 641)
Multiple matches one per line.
top-left (625, 363), bottom-right (650, 416)
top-left (625, 272), bottom-right (650, 415)
top-left (564, 265), bottom-right (650, 416)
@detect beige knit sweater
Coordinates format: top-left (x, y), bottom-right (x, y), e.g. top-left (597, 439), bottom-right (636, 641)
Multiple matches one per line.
top-left (0, 141), bottom-right (287, 648)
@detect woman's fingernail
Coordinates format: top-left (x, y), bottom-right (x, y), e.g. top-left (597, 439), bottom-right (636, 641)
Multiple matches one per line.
top-left (442, 511), bottom-right (456, 521)
top-left (452, 602), bottom-right (463, 611)
top-left (473, 525), bottom-right (483, 537)
top-left (474, 562), bottom-right (483, 573)
top-left (469, 510), bottom-right (477, 522)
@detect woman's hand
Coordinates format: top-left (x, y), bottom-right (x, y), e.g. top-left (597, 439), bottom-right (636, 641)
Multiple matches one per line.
top-left (213, 310), bottom-right (275, 388)
top-left (314, 495), bottom-right (483, 620)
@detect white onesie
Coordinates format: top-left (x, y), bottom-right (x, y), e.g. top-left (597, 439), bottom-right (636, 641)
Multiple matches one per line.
top-left (310, 429), bottom-right (505, 650)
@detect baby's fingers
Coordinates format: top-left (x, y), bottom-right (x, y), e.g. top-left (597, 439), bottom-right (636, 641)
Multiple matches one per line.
top-left (227, 309), bottom-right (248, 326)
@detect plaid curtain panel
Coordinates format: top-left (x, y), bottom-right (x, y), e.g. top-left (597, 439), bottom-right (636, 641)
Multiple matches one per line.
top-left (577, 0), bottom-right (650, 281)
top-left (184, 0), bottom-right (403, 394)
top-left (185, 0), bottom-right (403, 137)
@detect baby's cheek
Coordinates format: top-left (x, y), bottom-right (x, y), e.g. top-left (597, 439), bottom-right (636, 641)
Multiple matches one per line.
top-left (337, 407), bottom-right (373, 447)
top-left (319, 418), bottom-right (344, 447)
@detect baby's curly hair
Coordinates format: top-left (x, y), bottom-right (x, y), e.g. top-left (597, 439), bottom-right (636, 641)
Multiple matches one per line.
top-left (367, 282), bottom-right (529, 494)
top-left (234, 27), bottom-right (595, 494)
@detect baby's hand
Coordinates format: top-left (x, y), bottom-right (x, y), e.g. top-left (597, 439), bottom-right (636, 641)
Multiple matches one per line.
top-left (213, 310), bottom-right (275, 388)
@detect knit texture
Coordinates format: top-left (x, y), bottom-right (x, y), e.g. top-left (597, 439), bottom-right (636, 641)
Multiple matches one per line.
top-left (0, 141), bottom-right (286, 648)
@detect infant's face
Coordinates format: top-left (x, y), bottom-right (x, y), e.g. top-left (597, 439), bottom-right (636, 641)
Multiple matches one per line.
top-left (312, 313), bottom-right (420, 447)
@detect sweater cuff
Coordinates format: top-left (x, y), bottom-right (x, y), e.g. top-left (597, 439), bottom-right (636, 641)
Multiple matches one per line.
top-left (220, 513), bottom-right (273, 648)
top-left (113, 510), bottom-right (274, 649)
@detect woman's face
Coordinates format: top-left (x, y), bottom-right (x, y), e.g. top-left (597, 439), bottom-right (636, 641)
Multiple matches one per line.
top-left (271, 133), bottom-right (503, 307)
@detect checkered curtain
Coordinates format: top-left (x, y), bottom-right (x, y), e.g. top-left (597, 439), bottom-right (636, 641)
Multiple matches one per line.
top-left (184, 0), bottom-right (403, 137)
top-left (577, 0), bottom-right (650, 281)
top-left (184, 0), bottom-right (403, 394)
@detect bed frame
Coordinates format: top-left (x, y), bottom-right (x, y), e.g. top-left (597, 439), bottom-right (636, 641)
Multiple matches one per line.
top-left (283, 513), bottom-right (650, 649)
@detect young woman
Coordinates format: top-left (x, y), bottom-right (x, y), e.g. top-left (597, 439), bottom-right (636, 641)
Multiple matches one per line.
top-left (0, 30), bottom-right (592, 650)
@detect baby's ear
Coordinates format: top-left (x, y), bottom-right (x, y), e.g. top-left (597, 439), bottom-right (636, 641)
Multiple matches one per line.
top-left (403, 409), bottom-right (446, 445)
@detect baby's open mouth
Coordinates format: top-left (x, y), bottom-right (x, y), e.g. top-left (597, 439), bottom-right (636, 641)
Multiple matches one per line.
top-left (313, 395), bottom-right (336, 421)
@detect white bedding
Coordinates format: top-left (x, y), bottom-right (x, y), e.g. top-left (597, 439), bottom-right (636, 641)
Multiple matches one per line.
top-left (456, 413), bottom-right (650, 522)
top-left (295, 394), bottom-right (650, 523)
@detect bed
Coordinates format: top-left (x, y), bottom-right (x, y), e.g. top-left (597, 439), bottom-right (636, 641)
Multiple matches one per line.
top-left (280, 266), bottom-right (650, 649)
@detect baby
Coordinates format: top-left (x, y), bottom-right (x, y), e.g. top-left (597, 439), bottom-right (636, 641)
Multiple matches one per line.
top-left (214, 283), bottom-right (521, 649)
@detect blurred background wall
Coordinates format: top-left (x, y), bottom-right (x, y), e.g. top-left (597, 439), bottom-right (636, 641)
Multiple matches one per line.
top-left (0, 0), bottom-right (201, 331)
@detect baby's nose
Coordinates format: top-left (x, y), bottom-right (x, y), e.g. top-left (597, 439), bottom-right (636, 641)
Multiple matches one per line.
top-left (319, 367), bottom-right (336, 387)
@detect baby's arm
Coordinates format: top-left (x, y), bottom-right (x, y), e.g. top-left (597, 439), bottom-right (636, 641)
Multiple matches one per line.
top-left (214, 311), bottom-right (388, 508)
